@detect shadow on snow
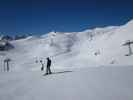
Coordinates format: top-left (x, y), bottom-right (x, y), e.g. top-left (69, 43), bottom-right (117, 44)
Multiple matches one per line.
top-left (43, 71), bottom-right (73, 76)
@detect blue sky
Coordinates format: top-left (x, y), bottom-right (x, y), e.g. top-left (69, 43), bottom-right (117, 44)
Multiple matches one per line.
top-left (0, 0), bottom-right (133, 35)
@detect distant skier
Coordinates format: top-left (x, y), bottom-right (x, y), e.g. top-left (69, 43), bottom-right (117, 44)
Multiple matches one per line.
top-left (45, 57), bottom-right (52, 75)
top-left (40, 60), bottom-right (44, 71)
top-left (4, 58), bottom-right (11, 72)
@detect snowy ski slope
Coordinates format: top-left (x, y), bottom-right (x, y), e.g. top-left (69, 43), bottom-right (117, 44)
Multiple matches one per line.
top-left (0, 20), bottom-right (133, 71)
top-left (0, 20), bottom-right (133, 100)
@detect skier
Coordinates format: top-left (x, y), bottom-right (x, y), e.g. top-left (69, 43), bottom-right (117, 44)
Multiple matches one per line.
top-left (40, 60), bottom-right (44, 71)
top-left (45, 57), bottom-right (52, 75)
top-left (4, 58), bottom-right (11, 72)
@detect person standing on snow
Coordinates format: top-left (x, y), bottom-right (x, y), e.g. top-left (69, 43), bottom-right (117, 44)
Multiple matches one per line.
top-left (40, 60), bottom-right (44, 71)
top-left (45, 57), bottom-right (52, 75)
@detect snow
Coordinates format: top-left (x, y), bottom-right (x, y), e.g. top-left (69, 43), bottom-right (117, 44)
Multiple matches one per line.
top-left (0, 20), bottom-right (133, 70)
top-left (0, 19), bottom-right (133, 100)
top-left (0, 66), bottom-right (133, 100)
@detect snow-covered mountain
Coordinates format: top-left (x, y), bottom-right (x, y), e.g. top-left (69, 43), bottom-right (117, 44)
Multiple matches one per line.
top-left (0, 20), bottom-right (133, 100)
top-left (0, 20), bottom-right (133, 71)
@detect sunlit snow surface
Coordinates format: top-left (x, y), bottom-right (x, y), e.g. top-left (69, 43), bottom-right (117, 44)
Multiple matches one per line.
top-left (0, 66), bottom-right (133, 100)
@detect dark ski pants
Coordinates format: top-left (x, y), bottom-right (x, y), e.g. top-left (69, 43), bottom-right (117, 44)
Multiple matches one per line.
top-left (46, 66), bottom-right (52, 74)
